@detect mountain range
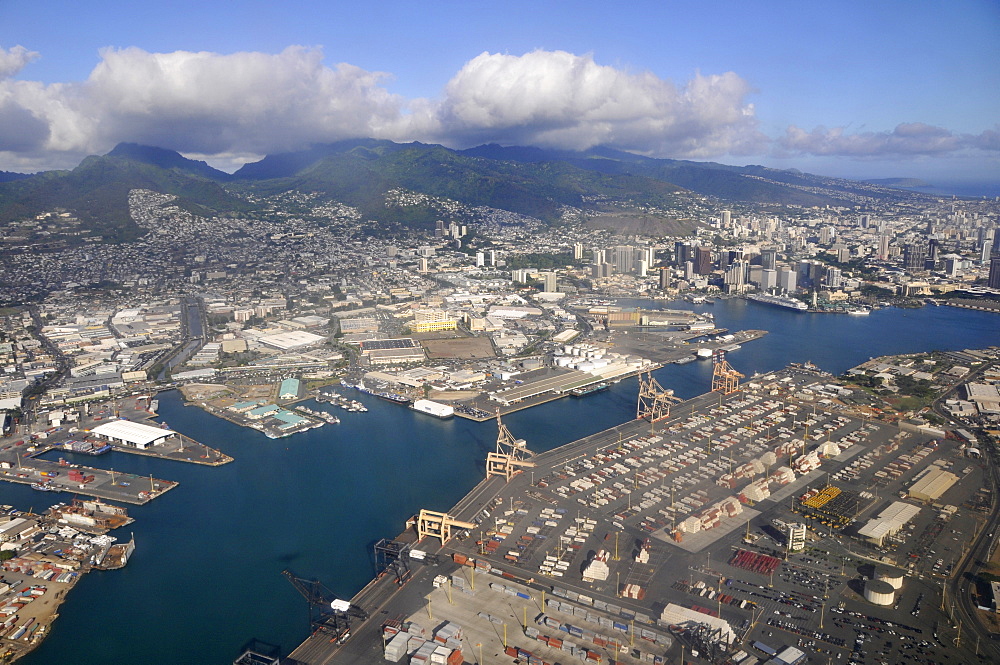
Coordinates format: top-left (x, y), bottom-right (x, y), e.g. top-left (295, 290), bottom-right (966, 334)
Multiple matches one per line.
top-left (0, 140), bottom-right (934, 243)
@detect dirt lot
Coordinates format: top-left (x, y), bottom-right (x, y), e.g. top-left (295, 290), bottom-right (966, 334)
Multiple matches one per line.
top-left (178, 383), bottom-right (232, 401)
top-left (421, 336), bottom-right (495, 360)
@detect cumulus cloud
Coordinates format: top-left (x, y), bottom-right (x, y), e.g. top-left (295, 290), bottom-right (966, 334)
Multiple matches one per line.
top-left (0, 45), bottom-right (994, 173)
top-left (779, 122), bottom-right (966, 157)
top-left (407, 50), bottom-right (765, 157)
top-left (0, 46), bottom-right (770, 169)
top-left (0, 46), bottom-right (405, 168)
top-left (0, 45), bottom-right (39, 79)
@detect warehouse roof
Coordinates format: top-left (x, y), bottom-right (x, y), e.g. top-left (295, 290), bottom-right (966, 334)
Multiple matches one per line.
top-left (908, 468), bottom-right (959, 501)
top-left (91, 420), bottom-right (175, 446)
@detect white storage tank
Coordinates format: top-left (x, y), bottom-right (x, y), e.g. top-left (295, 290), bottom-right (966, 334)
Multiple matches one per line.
top-left (874, 565), bottom-right (905, 590)
top-left (864, 579), bottom-right (895, 606)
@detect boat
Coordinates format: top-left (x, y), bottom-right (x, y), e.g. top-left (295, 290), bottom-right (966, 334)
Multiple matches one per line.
top-left (847, 308), bottom-right (871, 315)
top-left (30, 483), bottom-right (56, 492)
top-left (570, 382), bottom-right (609, 397)
top-left (746, 293), bottom-right (808, 312)
top-left (674, 356), bottom-right (697, 365)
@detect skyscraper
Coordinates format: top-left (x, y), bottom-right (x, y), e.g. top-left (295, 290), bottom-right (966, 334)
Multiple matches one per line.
top-left (989, 257), bottom-right (1000, 290)
top-left (878, 234), bottom-right (891, 260)
top-left (760, 248), bottom-right (777, 271)
top-left (693, 247), bottom-right (713, 275)
top-left (903, 244), bottom-right (926, 271)
top-left (721, 210), bottom-right (732, 228)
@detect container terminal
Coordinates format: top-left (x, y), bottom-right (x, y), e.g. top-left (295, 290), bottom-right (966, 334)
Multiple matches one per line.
top-left (275, 358), bottom-right (999, 665)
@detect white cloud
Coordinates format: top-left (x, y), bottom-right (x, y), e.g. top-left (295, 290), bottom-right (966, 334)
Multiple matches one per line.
top-left (407, 50), bottom-right (765, 157)
top-left (779, 122), bottom-right (965, 157)
top-left (0, 46), bottom-right (39, 79)
top-left (0, 45), bottom-right (994, 173)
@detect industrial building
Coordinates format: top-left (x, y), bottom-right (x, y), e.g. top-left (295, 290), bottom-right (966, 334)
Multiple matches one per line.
top-left (279, 378), bottom-right (301, 400)
top-left (90, 420), bottom-right (177, 449)
top-left (907, 467), bottom-right (959, 502)
top-left (857, 501), bottom-right (921, 546)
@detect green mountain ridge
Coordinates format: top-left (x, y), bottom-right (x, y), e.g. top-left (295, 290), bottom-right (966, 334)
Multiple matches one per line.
top-left (0, 140), bottom-right (938, 244)
top-left (0, 148), bottom-right (250, 242)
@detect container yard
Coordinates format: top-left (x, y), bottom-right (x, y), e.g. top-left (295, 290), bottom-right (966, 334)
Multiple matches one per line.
top-left (286, 364), bottom-right (995, 665)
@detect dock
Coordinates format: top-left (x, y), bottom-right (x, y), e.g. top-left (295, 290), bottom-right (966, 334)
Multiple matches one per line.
top-left (284, 365), bottom-right (885, 663)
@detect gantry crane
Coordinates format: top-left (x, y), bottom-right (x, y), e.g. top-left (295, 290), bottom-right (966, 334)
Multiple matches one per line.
top-left (281, 569), bottom-right (368, 643)
top-left (636, 371), bottom-right (681, 422)
top-left (711, 351), bottom-right (744, 395)
top-left (411, 509), bottom-right (477, 546)
top-left (485, 410), bottom-right (535, 482)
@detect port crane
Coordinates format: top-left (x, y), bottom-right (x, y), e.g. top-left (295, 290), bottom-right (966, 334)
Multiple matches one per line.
top-left (485, 410), bottom-right (535, 482)
top-left (636, 370), bottom-right (681, 422)
top-left (711, 351), bottom-right (743, 395)
top-left (281, 570), bottom-right (368, 643)
top-left (411, 509), bottom-right (476, 546)
top-left (373, 538), bottom-right (413, 586)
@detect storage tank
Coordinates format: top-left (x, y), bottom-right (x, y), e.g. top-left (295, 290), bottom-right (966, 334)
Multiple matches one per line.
top-left (864, 579), bottom-right (895, 606)
top-left (874, 565), bottom-right (905, 590)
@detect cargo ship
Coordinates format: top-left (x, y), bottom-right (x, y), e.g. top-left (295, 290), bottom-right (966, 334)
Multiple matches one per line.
top-left (570, 382), bottom-right (609, 397)
top-left (746, 293), bottom-right (808, 312)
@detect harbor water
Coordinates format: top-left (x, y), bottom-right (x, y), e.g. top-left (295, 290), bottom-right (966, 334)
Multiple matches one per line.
top-left (15, 301), bottom-right (999, 664)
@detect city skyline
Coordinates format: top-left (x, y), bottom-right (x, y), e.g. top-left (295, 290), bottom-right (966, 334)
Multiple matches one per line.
top-left (1, 0), bottom-right (998, 187)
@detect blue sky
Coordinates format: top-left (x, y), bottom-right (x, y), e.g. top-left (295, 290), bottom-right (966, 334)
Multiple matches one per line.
top-left (1, 0), bottom-right (997, 184)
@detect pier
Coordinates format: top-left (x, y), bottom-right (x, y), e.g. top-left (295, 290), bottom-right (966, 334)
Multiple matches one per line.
top-left (285, 363), bottom-right (916, 664)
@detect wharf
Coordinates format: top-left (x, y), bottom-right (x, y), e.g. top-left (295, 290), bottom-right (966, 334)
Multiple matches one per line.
top-left (0, 397), bottom-right (230, 504)
top-left (283, 363), bottom-right (984, 665)
top-left (453, 365), bottom-right (658, 422)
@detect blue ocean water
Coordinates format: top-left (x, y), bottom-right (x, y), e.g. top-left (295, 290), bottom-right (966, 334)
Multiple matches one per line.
top-left (13, 302), bottom-right (998, 664)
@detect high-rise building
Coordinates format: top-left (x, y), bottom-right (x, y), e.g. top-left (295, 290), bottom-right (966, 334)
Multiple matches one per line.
top-left (475, 252), bottom-right (485, 267)
top-left (541, 272), bottom-right (558, 292)
top-left (591, 263), bottom-right (612, 279)
top-left (674, 241), bottom-right (692, 268)
top-left (724, 261), bottom-right (748, 293)
top-left (989, 257), bottom-right (1000, 290)
top-left (826, 267), bottom-right (842, 289)
top-left (721, 210), bottom-right (732, 228)
top-left (878, 234), bottom-right (891, 260)
top-left (903, 244), bottom-right (926, 272)
top-left (693, 247), bottom-right (713, 275)
top-left (659, 267), bottom-right (670, 290)
top-left (760, 248), bottom-right (777, 271)
top-left (820, 226), bottom-right (835, 244)
top-left (592, 248), bottom-right (606, 265)
top-left (777, 266), bottom-right (796, 292)
top-left (761, 268), bottom-right (778, 290)
top-left (573, 242), bottom-right (584, 261)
